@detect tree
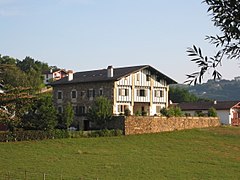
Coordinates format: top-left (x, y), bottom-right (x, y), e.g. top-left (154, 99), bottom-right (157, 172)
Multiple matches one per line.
top-left (0, 87), bottom-right (36, 131)
top-left (0, 64), bottom-right (29, 88)
top-left (17, 56), bottom-right (48, 90)
top-left (186, 0), bottom-right (240, 85)
top-left (208, 107), bottom-right (218, 117)
top-left (169, 87), bottom-right (200, 103)
top-left (21, 95), bottom-right (57, 130)
top-left (87, 96), bottom-right (112, 129)
top-left (57, 102), bottom-right (74, 130)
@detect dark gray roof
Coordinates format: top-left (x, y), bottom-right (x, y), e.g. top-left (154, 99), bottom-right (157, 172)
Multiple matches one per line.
top-left (178, 101), bottom-right (240, 111)
top-left (50, 65), bottom-right (177, 86)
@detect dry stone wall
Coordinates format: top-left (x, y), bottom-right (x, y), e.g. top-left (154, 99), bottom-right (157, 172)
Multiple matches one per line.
top-left (124, 116), bottom-right (220, 135)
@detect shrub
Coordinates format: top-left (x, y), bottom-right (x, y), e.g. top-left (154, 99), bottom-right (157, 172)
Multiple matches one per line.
top-left (194, 111), bottom-right (206, 117)
top-left (160, 107), bottom-right (183, 117)
top-left (142, 111), bottom-right (147, 116)
top-left (124, 108), bottom-right (131, 116)
top-left (208, 107), bottom-right (217, 117)
top-left (135, 111), bottom-right (141, 116)
top-left (0, 130), bottom-right (69, 142)
top-left (87, 129), bottom-right (123, 137)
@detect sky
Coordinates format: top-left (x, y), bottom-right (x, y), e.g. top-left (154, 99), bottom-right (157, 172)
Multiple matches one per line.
top-left (1, 0), bottom-right (239, 83)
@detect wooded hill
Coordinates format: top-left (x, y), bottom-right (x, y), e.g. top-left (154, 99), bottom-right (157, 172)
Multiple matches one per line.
top-left (171, 79), bottom-right (240, 101)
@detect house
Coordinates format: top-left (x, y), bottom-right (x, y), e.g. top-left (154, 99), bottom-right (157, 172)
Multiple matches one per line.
top-left (43, 69), bottom-right (72, 85)
top-left (51, 65), bottom-right (177, 130)
top-left (178, 101), bottom-right (240, 125)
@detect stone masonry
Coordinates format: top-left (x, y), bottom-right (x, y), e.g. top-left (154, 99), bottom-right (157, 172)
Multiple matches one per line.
top-left (124, 116), bottom-right (220, 135)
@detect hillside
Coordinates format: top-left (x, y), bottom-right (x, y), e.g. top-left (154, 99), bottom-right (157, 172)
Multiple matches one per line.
top-left (171, 79), bottom-right (240, 101)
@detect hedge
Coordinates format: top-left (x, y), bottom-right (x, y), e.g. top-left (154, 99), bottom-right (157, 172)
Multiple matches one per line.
top-left (0, 129), bottom-right (69, 142)
top-left (0, 129), bottom-right (123, 142)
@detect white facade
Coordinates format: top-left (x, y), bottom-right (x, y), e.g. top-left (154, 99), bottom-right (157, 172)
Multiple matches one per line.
top-left (114, 69), bottom-right (169, 116)
top-left (43, 70), bottom-right (68, 85)
top-left (182, 109), bottom-right (232, 125)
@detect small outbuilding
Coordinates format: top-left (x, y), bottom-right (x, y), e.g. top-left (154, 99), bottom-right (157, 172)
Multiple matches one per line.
top-left (178, 101), bottom-right (240, 125)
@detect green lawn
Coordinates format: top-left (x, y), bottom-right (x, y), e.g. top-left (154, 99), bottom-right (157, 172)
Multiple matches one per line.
top-left (0, 126), bottom-right (240, 179)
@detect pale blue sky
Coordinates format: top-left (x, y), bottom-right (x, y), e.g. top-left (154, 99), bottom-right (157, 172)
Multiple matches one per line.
top-left (1, 0), bottom-right (239, 83)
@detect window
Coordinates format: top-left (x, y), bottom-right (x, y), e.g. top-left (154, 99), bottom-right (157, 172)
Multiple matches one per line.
top-left (57, 91), bottom-right (62, 99)
top-left (160, 90), bottom-right (164, 97)
top-left (146, 74), bottom-right (151, 81)
top-left (87, 89), bottom-right (95, 98)
top-left (136, 73), bottom-right (140, 81)
top-left (71, 90), bottom-right (77, 99)
top-left (58, 106), bottom-right (63, 113)
top-left (137, 89), bottom-right (146, 97)
top-left (119, 88), bottom-right (129, 96)
top-left (77, 106), bottom-right (86, 115)
top-left (154, 90), bottom-right (164, 98)
top-left (118, 105), bottom-right (129, 113)
top-left (99, 88), bottom-right (103, 96)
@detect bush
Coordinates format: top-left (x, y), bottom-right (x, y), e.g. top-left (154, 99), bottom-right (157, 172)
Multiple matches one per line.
top-left (142, 111), bottom-right (147, 116)
top-left (160, 107), bottom-right (183, 117)
top-left (0, 130), bottom-right (69, 142)
top-left (124, 108), bottom-right (131, 116)
top-left (88, 129), bottom-right (123, 137)
top-left (194, 111), bottom-right (207, 117)
top-left (208, 107), bottom-right (217, 117)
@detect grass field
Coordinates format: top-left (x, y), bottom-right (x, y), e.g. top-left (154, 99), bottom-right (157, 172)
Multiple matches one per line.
top-left (0, 126), bottom-right (240, 179)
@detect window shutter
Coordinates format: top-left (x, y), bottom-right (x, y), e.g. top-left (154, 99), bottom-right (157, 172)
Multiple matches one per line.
top-left (125, 89), bottom-right (129, 96)
top-left (93, 89), bottom-right (95, 97)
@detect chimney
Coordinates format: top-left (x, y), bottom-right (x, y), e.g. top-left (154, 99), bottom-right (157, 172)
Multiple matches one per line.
top-left (107, 65), bottom-right (113, 78)
top-left (68, 70), bottom-right (74, 81)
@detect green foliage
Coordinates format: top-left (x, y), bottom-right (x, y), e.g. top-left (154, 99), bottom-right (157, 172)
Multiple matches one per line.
top-left (21, 94), bottom-right (57, 130)
top-left (124, 108), bottom-right (131, 116)
top-left (0, 130), bottom-right (69, 142)
top-left (141, 111), bottom-right (147, 116)
top-left (169, 87), bottom-right (200, 103)
top-left (0, 87), bottom-right (37, 131)
top-left (87, 96), bottom-right (112, 129)
top-left (0, 64), bottom-right (29, 88)
top-left (186, 0), bottom-right (240, 84)
top-left (87, 129), bottom-right (123, 137)
top-left (0, 55), bottom-right (49, 90)
top-left (135, 110), bottom-right (141, 116)
top-left (208, 107), bottom-right (217, 117)
top-left (160, 107), bottom-right (183, 117)
top-left (194, 111), bottom-right (207, 117)
top-left (57, 102), bottom-right (74, 129)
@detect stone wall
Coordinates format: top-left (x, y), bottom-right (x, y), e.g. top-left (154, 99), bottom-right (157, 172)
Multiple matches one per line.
top-left (124, 116), bottom-right (220, 135)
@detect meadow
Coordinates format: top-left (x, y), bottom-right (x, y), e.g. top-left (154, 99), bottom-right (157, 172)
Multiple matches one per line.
top-left (0, 126), bottom-right (240, 179)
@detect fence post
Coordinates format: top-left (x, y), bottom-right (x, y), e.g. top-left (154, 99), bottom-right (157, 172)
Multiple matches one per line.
top-left (7, 171), bottom-right (10, 180)
top-left (24, 170), bottom-right (27, 180)
top-left (43, 173), bottom-right (46, 180)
